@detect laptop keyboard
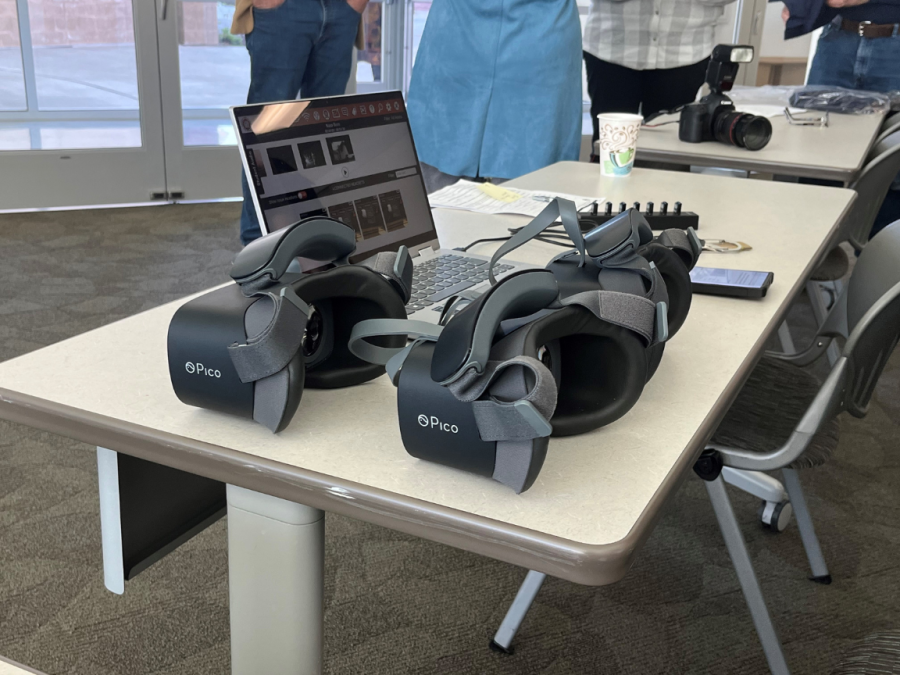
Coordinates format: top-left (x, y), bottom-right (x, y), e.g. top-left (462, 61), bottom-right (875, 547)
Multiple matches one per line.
top-left (407, 254), bottom-right (514, 315)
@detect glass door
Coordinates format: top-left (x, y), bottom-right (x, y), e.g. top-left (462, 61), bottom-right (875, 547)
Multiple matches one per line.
top-left (155, 0), bottom-right (402, 202)
top-left (0, 0), bottom-right (415, 210)
top-left (0, 0), bottom-right (167, 209)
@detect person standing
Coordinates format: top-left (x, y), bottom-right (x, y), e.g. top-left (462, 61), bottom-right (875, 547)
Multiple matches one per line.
top-left (788, 0), bottom-right (900, 235)
top-left (803, 0), bottom-right (900, 92)
top-left (406, 0), bottom-right (583, 191)
top-left (231, 0), bottom-right (367, 245)
top-left (582, 0), bottom-right (738, 155)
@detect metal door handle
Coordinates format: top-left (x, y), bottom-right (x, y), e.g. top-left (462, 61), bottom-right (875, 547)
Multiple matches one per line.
top-left (159, 0), bottom-right (169, 21)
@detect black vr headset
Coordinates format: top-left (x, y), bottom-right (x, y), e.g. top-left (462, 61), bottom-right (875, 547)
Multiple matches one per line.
top-left (167, 216), bottom-right (412, 432)
top-left (348, 199), bottom-right (701, 493)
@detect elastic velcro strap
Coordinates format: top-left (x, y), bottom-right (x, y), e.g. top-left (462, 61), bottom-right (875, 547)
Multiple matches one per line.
top-left (658, 228), bottom-right (702, 268)
top-left (347, 318), bottom-right (442, 366)
top-left (448, 355), bottom-right (557, 441)
top-left (488, 198), bottom-right (584, 285)
top-left (360, 247), bottom-right (413, 303)
top-left (228, 287), bottom-right (310, 383)
top-left (562, 290), bottom-right (658, 346)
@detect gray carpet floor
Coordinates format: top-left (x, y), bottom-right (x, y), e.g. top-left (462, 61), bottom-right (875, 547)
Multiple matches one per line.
top-left (0, 203), bottom-right (898, 675)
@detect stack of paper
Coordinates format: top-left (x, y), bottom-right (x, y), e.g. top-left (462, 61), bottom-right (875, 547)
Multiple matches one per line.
top-left (428, 180), bottom-right (598, 218)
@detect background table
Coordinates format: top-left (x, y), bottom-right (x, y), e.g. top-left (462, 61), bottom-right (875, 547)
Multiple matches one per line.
top-left (0, 163), bottom-right (855, 673)
top-left (633, 111), bottom-right (885, 183)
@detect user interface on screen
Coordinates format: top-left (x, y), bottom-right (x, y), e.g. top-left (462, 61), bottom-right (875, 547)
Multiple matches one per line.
top-left (234, 92), bottom-right (436, 263)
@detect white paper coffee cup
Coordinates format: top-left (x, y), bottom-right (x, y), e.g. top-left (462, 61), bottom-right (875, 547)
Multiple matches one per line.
top-left (596, 113), bottom-right (643, 177)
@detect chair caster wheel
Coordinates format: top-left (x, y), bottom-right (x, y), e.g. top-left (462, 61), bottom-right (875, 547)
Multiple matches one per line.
top-left (759, 499), bottom-right (793, 532)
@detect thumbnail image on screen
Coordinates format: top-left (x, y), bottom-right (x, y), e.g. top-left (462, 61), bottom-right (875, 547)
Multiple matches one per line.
top-left (251, 148), bottom-right (268, 178)
top-left (378, 190), bottom-right (408, 232)
top-left (297, 141), bottom-right (327, 170)
top-left (353, 196), bottom-right (386, 239)
top-left (267, 145), bottom-right (298, 175)
top-left (327, 135), bottom-right (355, 165)
top-left (327, 202), bottom-right (363, 241)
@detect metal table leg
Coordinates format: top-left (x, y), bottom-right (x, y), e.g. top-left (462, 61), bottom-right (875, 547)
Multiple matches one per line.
top-left (490, 570), bottom-right (547, 653)
top-left (705, 474), bottom-right (791, 675)
top-left (227, 484), bottom-right (324, 675)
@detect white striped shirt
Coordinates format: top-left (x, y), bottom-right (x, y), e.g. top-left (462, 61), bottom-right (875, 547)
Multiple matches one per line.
top-left (583, 0), bottom-right (737, 71)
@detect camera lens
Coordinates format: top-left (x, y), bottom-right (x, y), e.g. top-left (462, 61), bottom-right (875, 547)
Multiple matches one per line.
top-left (713, 112), bottom-right (772, 151)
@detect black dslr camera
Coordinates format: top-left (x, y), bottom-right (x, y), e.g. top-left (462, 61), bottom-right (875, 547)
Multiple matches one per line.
top-left (678, 45), bottom-right (772, 151)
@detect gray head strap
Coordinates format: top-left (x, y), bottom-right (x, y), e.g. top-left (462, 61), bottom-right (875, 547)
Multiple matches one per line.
top-left (657, 227), bottom-right (702, 267)
top-left (448, 355), bottom-right (556, 441)
top-left (488, 198), bottom-right (584, 285)
top-left (227, 285), bottom-right (311, 383)
top-left (561, 290), bottom-right (664, 345)
top-left (360, 246), bottom-right (412, 301)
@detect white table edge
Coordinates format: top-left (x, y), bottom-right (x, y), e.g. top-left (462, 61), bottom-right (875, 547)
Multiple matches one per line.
top-left (0, 188), bottom-right (853, 587)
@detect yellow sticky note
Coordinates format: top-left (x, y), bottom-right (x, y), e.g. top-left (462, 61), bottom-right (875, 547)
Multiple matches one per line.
top-left (476, 182), bottom-right (522, 203)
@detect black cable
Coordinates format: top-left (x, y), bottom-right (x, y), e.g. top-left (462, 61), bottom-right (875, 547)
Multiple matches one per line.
top-left (455, 236), bottom-right (512, 252)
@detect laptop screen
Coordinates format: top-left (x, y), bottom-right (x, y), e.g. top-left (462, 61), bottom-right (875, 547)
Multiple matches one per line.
top-left (232, 92), bottom-right (437, 265)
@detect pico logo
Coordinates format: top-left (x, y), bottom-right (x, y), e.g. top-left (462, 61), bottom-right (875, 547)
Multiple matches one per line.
top-left (418, 414), bottom-right (458, 434)
top-left (185, 362), bottom-right (221, 378)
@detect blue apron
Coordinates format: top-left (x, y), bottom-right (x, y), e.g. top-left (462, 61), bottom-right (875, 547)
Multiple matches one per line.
top-left (407, 0), bottom-right (582, 180)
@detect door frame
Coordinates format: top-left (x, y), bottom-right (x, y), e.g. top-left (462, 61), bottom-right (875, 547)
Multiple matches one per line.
top-left (0, 0), bottom-right (169, 210)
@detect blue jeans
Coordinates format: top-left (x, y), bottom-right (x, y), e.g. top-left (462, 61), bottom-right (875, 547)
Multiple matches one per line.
top-left (240, 0), bottom-right (360, 245)
top-left (808, 19), bottom-right (900, 92)
top-left (808, 19), bottom-right (900, 238)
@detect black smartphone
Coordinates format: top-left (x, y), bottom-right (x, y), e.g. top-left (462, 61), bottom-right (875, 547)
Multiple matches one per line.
top-left (689, 266), bottom-right (774, 298)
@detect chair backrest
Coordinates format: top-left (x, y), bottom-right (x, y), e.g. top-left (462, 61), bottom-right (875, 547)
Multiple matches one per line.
top-left (885, 110), bottom-right (900, 128)
top-left (842, 131), bottom-right (900, 249)
top-left (875, 119), bottom-right (900, 145)
top-left (835, 219), bottom-right (900, 415)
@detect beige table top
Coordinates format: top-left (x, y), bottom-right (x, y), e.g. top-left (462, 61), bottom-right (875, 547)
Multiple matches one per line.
top-left (635, 110), bottom-right (884, 182)
top-left (0, 163), bottom-right (854, 586)
top-left (0, 656), bottom-right (45, 675)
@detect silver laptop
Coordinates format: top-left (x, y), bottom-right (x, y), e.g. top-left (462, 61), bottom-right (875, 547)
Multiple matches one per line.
top-left (230, 92), bottom-right (534, 323)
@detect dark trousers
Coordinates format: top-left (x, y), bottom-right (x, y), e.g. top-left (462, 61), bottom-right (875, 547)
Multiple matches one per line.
top-left (583, 51), bottom-right (709, 143)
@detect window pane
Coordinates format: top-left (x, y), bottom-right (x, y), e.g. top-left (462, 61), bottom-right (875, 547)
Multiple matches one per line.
top-left (178, 0), bottom-right (249, 146)
top-left (0, 0), bottom-right (27, 111)
top-left (410, 1), bottom-right (430, 68)
top-left (28, 0), bottom-right (140, 111)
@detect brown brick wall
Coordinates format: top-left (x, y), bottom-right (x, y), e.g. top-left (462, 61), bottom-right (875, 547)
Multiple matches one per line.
top-left (27, 0), bottom-right (136, 46)
top-left (0, 0), bottom-right (21, 49)
top-left (179, 1), bottom-right (218, 46)
top-left (0, 0), bottom-right (220, 49)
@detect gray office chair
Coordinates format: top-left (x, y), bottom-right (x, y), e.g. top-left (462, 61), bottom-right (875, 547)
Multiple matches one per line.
top-left (876, 112), bottom-right (900, 146)
top-left (491, 221), bottom-right (900, 669)
top-left (710, 219), bottom-right (900, 583)
top-left (811, 130), bottom-right (900, 284)
top-left (832, 630), bottom-right (900, 674)
top-left (741, 132), bottom-right (900, 530)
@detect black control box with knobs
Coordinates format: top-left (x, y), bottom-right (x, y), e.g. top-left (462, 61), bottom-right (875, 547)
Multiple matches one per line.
top-left (578, 200), bottom-right (700, 231)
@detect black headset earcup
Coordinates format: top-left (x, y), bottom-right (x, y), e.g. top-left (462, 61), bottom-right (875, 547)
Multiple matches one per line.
top-left (296, 265), bottom-right (407, 388)
top-left (645, 341), bottom-right (665, 381)
top-left (640, 242), bottom-right (693, 337)
top-left (430, 269), bottom-right (558, 383)
top-left (499, 306), bottom-right (648, 437)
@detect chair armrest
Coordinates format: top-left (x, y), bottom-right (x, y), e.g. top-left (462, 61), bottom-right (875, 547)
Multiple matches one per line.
top-left (715, 358), bottom-right (849, 471)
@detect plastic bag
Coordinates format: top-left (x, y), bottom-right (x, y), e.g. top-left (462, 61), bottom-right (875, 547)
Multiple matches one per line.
top-left (728, 85), bottom-right (800, 107)
top-left (788, 86), bottom-right (893, 115)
